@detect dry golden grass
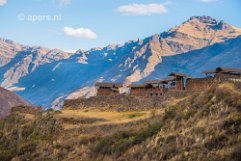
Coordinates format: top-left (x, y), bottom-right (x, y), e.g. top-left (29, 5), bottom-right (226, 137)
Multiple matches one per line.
top-left (218, 82), bottom-right (236, 90)
top-left (17, 113), bottom-right (35, 121)
top-left (170, 97), bottom-right (188, 106)
top-left (1, 82), bottom-right (241, 161)
top-left (56, 108), bottom-right (164, 129)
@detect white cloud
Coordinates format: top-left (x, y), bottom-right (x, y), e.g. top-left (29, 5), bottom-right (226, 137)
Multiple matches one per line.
top-left (200, 0), bottom-right (219, 3)
top-left (0, 0), bottom-right (7, 6)
top-left (116, 3), bottom-right (168, 16)
top-left (53, 0), bottom-right (71, 7)
top-left (63, 27), bottom-right (97, 39)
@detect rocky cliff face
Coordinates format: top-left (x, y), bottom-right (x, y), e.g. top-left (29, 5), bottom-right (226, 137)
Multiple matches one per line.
top-left (0, 40), bottom-right (74, 89)
top-left (0, 87), bottom-right (31, 119)
top-left (0, 16), bottom-right (241, 109)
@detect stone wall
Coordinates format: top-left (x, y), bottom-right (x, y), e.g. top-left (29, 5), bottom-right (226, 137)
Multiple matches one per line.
top-left (64, 94), bottom-right (170, 111)
top-left (130, 87), bottom-right (162, 97)
top-left (146, 87), bottom-right (162, 97)
top-left (186, 77), bottom-right (216, 91)
top-left (130, 88), bottom-right (146, 97)
top-left (186, 76), bottom-right (241, 91)
top-left (97, 88), bottom-right (119, 96)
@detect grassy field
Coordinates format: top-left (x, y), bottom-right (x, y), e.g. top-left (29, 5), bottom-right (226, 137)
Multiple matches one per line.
top-left (1, 83), bottom-right (241, 161)
top-left (56, 108), bottom-right (164, 129)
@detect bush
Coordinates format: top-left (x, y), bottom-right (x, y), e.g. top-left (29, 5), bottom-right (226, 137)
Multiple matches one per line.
top-left (93, 130), bottom-right (132, 155)
top-left (237, 100), bottom-right (241, 111)
top-left (18, 141), bottom-right (39, 155)
top-left (184, 109), bottom-right (197, 120)
top-left (93, 120), bottom-right (162, 156)
top-left (228, 144), bottom-right (241, 161)
top-left (128, 112), bottom-right (144, 118)
top-left (163, 105), bottom-right (178, 121)
top-left (161, 141), bottom-right (178, 160)
top-left (204, 134), bottom-right (228, 150)
top-left (134, 122), bottom-right (161, 144)
top-left (0, 150), bottom-right (16, 161)
top-left (222, 115), bottom-right (241, 134)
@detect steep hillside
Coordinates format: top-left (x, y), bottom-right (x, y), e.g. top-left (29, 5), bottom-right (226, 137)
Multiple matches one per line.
top-left (0, 40), bottom-right (73, 89)
top-left (0, 39), bottom-right (24, 68)
top-left (0, 87), bottom-right (31, 119)
top-left (0, 83), bottom-right (241, 161)
top-left (142, 35), bottom-right (241, 81)
top-left (0, 16), bottom-right (241, 108)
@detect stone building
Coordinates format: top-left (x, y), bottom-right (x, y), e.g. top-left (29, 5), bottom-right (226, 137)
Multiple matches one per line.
top-left (159, 77), bottom-right (177, 94)
top-left (95, 82), bottom-right (122, 96)
top-left (128, 77), bottom-right (177, 97)
top-left (186, 77), bottom-right (216, 91)
top-left (202, 67), bottom-right (241, 78)
top-left (186, 67), bottom-right (241, 91)
top-left (128, 84), bottom-right (147, 97)
top-left (96, 67), bottom-right (241, 96)
top-left (144, 81), bottom-right (162, 97)
top-left (168, 73), bottom-right (192, 90)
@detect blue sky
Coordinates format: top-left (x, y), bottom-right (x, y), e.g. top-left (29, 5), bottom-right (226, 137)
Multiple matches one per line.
top-left (0, 0), bottom-right (241, 51)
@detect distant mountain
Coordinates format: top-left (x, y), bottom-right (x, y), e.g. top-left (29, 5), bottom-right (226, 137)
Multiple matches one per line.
top-left (0, 87), bottom-right (31, 119)
top-left (143, 35), bottom-right (241, 80)
top-left (0, 16), bottom-right (241, 109)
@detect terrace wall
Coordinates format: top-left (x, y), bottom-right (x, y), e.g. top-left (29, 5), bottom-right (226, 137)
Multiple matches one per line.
top-left (146, 87), bottom-right (161, 97)
top-left (130, 87), bottom-right (162, 97)
top-left (130, 88), bottom-right (146, 97)
top-left (186, 77), bottom-right (216, 91)
top-left (97, 88), bottom-right (119, 96)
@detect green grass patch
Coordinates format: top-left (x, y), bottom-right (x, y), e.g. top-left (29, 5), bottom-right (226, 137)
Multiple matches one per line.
top-left (92, 119), bottom-right (162, 156)
top-left (163, 105), bottom-right (178, 121)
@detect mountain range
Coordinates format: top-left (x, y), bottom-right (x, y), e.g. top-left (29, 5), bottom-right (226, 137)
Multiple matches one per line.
top-left (0, 16), bottom-right (241, 109)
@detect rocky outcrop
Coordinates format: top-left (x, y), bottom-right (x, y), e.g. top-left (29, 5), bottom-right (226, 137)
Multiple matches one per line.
top-left (0, 42), bottom-right (74, 89)
top-left (0, 87), bottom-right (31, 119)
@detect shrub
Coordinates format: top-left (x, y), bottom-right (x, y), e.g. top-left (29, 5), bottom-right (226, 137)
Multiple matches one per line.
top-left (237, 100), bottom-right (241, 111)
top-left (222, 115), bottom-right (241, 134)
top-left (93, 130), bottom-right (132, 155)
top-left (93, 120), bottom-right (162, 156)
top-left (150, 109), bottom-right (157, 118)
top-left (0, 150), bottom-right (16, 161)
top-left (204, 134), bottom-right (228, 150)
top-left (163, 105), bottom-right (178, 121)
top-left (133, 122), bottom-right (161, 144)
top-left (161, 141), bottom-right (178, 160)
top-left (228, 144), bottom-right (241, 161)
top-left (184, 109), bottom-right (197, 120)
top-left (17, 141), bottom-right (39, 155)
top-left (128, 112), bottom-right (144, 118)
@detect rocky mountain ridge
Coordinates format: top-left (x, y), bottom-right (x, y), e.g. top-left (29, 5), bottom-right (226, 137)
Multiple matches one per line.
top-left (0, 16), bottom-right (241, 108)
